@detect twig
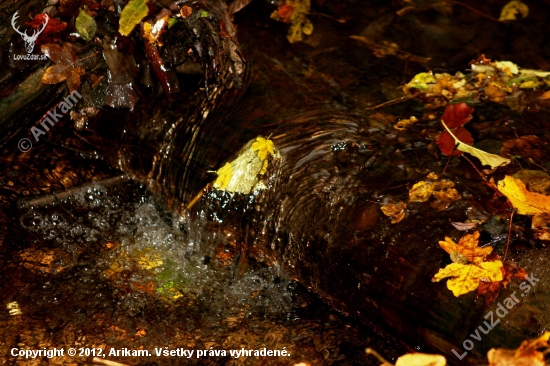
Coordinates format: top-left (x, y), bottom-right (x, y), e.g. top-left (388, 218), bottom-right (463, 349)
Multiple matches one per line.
top-left (527, 158), bottom-right (549, 173)
top-left (447, 0), bottom-right (500, 22)
top-left (364, 96), bottom-right (413, 111)
top-left (461, 154), bottom-right (487, 181)
top-left (442, 144), bottom-right (459, 175)
top-left (504, 210), bottom-right (515, 261)
top-left (308, 12), bottom-right (346, 23)
top-left (365, 348), bottom-right (392, 366)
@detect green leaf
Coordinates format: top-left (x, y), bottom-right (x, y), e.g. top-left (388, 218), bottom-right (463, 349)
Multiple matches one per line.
top-left (441, 120), bottom-right (511, 169)
top-left (119, 0), bottom-right (149, 36)
top-left (406, 72), bottom-right (436, 90)
top-left (75, 9), bottom-right (97, 41)
top-left (167, 17), bottom-right (178, 28)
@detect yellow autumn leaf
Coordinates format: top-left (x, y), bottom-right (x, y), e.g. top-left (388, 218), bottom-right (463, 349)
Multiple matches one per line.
top-left (499, 0), bottom-right (529, 21)
top-left (137, 250), bottom-right (163, 270)
top-left (213, 137), bottom-right (278, 194)
top-left (214, 162), bottom-right (233, 190)
top-left (119, 0), bottom-right (149, 36)
top-left (380, 201), bottom-right (407, 224)
top-left (497, 175), bottom-right (550, 215)
top-left (409, 178), bottom-right (459, 203)
top-left (432, 261), bottom-right (503, 297)
top-left (395, 353), bottom-right (446, 366)
top-left (439, 231), bottom-right (493, 263)
top-left (441, 120), bottom-right (511, 169)
top-left (407, 72), bottom-right (436, 90)
top-left (251, 137), bottom-right (274, 161)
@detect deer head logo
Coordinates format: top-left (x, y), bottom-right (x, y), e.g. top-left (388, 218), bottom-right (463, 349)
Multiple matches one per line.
top-left (11, 11), bottom-right (48, 54)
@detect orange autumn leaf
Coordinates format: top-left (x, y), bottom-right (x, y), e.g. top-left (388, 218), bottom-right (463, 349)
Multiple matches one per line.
top-left (40, 43), bottom-right (86, 92)
top-left (380, 201), bottom-right (407, 224)
top-left (277, 4), bottom-right (295, 23)
top-left (497, 175), bottom-right (550, 215)
top-left (439, 231), bottom-right (492, 263)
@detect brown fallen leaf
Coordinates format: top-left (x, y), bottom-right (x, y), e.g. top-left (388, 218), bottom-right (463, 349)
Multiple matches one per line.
top-left (40, 43), bottom-right (86, 92)
top-left (501, 136), bottom-right (547, 164)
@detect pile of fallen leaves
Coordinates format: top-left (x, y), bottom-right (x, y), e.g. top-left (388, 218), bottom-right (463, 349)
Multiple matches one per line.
top-left (404, 56), bottom-right (550, 111)
top-left (378, 96), bottom-right (550, 305)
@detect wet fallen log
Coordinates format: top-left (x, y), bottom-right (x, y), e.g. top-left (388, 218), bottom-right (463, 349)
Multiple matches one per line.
top-left (3, 1), bottom-right (550, 365)
top-left (79, 38), bottom-right (550, 366)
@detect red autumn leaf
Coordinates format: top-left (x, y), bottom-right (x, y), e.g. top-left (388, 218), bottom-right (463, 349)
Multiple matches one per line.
top-left (436, 127), bottom-right (474, 156)
top-left (476, 280), bottom-right (503, 307)
top-left (440, 102), bottom-right (474, 128)
top-left (278, 4), bottom-right (295, 23)
top-left (26, 13), bottom-right (67, 45)
top-left (476, 259), bottom-right (528, 307)
top-left (27, 14), bottom-right (67, 34)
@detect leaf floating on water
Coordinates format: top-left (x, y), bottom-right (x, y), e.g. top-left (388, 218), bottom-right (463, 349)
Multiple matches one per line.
top-left (499, 0), bottom-right (529, 21)
top-left (409, 177), bottom-right (460, 207)
top-left (433, 231), bottom-right (505, 297)
top-left (380, 201), bottom-right (407, 224)
top-left (271, 0), bottom-right (313, 43)
top-left (439, 231), bottom-right (492, 264)
top-left (75, 9), bottom-right (97, 41)
top-left (436, 127), bottom-right (473, 157)
top-left (440, 102), bottom-right (474, 128)
top-left (450, 221), bottom-right (478, 231)
top-left (497, 175), bottom-right (550, 215)
top-left (40, 43), bottom-right (86, 92)
top-left (432, 261), bottom-right (503, 297)
top-left (441, 120), bottom-right (511, 169)
top-left (213, 137), bottom-right (279, 194)
top-left (119, 0), bottom-right (149, 36)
